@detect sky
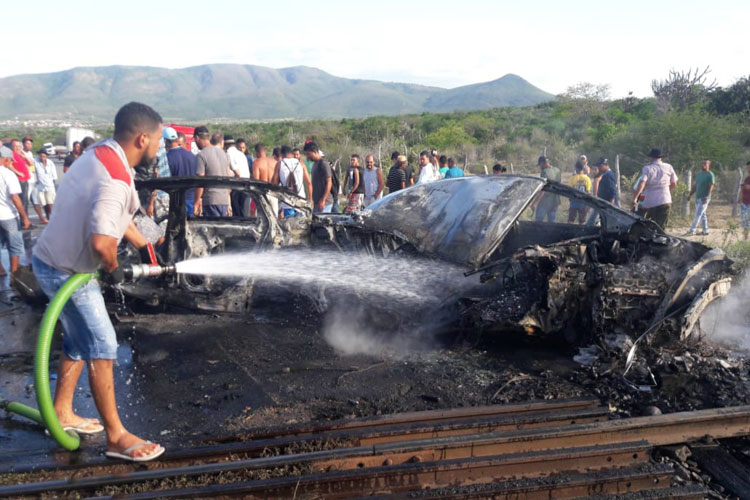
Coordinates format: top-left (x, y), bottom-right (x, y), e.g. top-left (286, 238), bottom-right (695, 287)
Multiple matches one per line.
top-left (2, 0), bottom-right (747, 99)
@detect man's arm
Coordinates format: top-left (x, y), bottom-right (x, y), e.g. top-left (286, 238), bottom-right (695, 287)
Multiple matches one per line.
top-left (194, 184), bottom-right (204, 216)
top-left (4, 163), bottom-right (23, 177)
top-left (318, 178), bottom-right (332, 211)
top-left (91, 234), bottom-right (119, 273)
top-left (10, 194), bottom-right (30, 229)
top-left (271, 162), bottom-right (281, 186)
top-left (302, 166), bottom-right (313, 202)
top-left (123, 221), bottom-right (148, 249)
top-left (376, 169), bottom-right (384, 197)
top-left (632, 179), bottom-right (646, 207)
top-left (704, 180), bottom-right (715, 203)
top-left (351, 169), bottom-right (360, 194)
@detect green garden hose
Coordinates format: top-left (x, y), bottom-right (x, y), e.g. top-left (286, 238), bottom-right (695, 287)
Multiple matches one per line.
top-left (1, 272), bottom-right (96, 451)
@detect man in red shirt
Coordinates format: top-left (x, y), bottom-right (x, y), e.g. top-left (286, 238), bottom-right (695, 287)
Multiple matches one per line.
top-left (10, 139), bottom-right (31, 214)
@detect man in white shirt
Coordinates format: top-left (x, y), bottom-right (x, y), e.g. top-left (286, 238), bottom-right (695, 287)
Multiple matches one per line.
top-left (417, 150), bottom-right (438, 184)
top-left (33, 149), bottom-right (58, 219)
top-left (224, 135), bottom-right (251, 217)
top-left (0, 146), bottom-right (31, 278)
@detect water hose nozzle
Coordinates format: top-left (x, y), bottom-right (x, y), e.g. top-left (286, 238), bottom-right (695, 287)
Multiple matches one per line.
top-left (123, 263), bottom-right (177, 281)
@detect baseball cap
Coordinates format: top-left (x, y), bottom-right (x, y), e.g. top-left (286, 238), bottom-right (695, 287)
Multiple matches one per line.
top-left (163, 127), bottom-right (178, 141)
top-left (223, 134), bottom-right (235, 144)
top-left (23, 136), bottom-right (33, 142)
top-left (648, 148), bottom-right (663, 158)
top-left (193, 126), bottom-right (209, 137)
top-left (594, 157), bottom-right (609, 166)
top-left (538, 155), bottom-right (548, 164)
top-left (0, 146), bottom-right (13, 158)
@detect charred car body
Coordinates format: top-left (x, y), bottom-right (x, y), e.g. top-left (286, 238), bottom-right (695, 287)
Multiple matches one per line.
top-left (128, 175), bottom-right (732, 343)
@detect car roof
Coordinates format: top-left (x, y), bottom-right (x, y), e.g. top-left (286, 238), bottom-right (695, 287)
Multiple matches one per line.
top-left (362, 175), bottom-right (545, 268)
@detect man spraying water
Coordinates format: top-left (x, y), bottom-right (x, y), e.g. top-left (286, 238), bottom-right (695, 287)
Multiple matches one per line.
top-left (32, 102), bottom-right (166, 462)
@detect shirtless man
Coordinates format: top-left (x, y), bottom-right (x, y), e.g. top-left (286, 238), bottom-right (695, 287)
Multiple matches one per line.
top-left (252, 143), bottom-right (275, 182)
top-left (252, 143), bottom-right (278, 216)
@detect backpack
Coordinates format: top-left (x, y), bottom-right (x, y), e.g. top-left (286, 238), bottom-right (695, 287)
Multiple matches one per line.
top-left (330, 163), bottom-right (341, 198)
top-left (283, 160), bottom-right (300, 195)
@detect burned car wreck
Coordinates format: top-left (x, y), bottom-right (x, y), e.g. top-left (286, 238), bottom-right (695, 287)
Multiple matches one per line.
top-left (129, 175), bottom-right (733, 343)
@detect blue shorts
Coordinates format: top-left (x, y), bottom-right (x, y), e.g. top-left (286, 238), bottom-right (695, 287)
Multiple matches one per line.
top-left (32, 255), bottom-right (118, 361)
top-left (0, 218), bottom-right (24, 257)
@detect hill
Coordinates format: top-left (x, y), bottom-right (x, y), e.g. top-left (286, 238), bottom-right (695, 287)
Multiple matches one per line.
top-left (0, 64), bottom-right (554, 122)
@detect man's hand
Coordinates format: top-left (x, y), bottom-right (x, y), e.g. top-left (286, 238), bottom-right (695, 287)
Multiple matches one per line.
top-left (227, 206), bottom-right (232, 217)
top-left (21, 216), bottom-right (30, 229)
top-left (100, 265), bottom-right (124, 285)
top-left (316, 200), bottom-right (325, 211)
top-left (193, 199), bottom-right (202, 216)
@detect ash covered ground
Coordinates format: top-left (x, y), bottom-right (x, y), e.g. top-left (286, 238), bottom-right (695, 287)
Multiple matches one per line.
top-left (1, 274), bottom-right (749, 476)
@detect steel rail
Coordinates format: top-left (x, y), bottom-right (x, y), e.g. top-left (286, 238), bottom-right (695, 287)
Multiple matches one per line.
top-left (213, 396), bottom-right (602, 442)
top-left (1, 405), bottom-right (605, 475)
top-left (94, 462), bottom-right (673, 500)
top-left (315, 404), bottom-right (750, 471)
top-left (3, 405), bottom-right (749, 498)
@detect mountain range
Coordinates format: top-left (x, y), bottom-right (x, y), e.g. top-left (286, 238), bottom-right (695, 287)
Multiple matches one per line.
top-left (0, 64), bottom-right (554, 122)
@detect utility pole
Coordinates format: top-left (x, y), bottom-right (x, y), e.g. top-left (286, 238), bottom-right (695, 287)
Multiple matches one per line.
top-left (732, 167), bottom-right (743, 217)
top-left (683, 169), bottom-right (692, 218)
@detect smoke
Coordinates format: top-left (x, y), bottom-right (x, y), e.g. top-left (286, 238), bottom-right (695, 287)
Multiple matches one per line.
top-left (700, 270), bottom-right (750, 351)
top-left (322, 302), bottom-right (439, 359)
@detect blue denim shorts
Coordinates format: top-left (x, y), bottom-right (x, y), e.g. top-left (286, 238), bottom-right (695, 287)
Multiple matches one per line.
top-left (32, 255), bottom-right (118, 361)
top-left (0, 217), bottom-right (24, 257)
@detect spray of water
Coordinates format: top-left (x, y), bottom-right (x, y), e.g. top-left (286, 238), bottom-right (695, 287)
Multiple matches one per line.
top-left (700, 270), bottom-right (750, 351)
top-left (176, 249), bottom-right (478, 357)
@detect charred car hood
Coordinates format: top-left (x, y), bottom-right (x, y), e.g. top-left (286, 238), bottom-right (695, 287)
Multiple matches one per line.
top-left (359, 176), bottom-right (544, 268)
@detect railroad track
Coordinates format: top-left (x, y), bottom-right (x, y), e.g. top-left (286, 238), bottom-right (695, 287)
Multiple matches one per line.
top-left (1, 398), bottom-right (748, 499)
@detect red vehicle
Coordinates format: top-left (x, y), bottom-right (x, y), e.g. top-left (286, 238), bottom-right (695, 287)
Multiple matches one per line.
top-left (166, 124), bottom-right (198, 153)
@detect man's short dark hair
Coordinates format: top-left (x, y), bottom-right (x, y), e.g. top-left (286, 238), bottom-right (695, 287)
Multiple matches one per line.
top-left (351, 153), bottom-right (360, 161)
top-left (272, 147), bottom-right (281, 158)
top-left (439, 155), bottom-right (447, 164)
top-left (575, 162), bottom-right (584, 173)
top-left (113, 102), bottom-right (162, 141)
top-left (236, 138), bottom-right (246, 146)
top-left (391, 151), bottom-right (400, 160)
top-left (176, 132), bottom-right (187, 142)
top-left (280, 145), bottom-right (292, 156)
top-left (292, 147), bottom-right (301, 154)
top-left (255, 143), bottom-right (266, 154)
top-left (81, 137), bottom-right (95, 150)
top-left (303, 141), bottom-right (319, 153)
top-left (210, 132), bottom-right (223, 145)
top-left (492, 163), bottom-right (504, 172)
top-left (37, 147), bottom-right (47, 155)
top-left (419, 150), bottom-right (429, 157)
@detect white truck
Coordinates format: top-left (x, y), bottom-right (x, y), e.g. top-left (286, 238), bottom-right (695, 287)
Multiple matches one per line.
top-left (66, 127), bottom-right (96, 150)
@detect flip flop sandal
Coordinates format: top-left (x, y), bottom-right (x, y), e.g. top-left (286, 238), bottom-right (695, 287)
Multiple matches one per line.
top-left (45, 418), bottom-right (104, 436)
top-left (106, 441), bottom-right (165, 462)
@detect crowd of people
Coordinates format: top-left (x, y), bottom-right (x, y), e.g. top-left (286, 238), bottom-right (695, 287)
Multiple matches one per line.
top-left (4, 123), bottom-right (750, 279)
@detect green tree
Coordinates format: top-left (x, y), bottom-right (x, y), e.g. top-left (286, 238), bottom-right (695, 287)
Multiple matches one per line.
top-left (425, 121), bottom-right (476, 150)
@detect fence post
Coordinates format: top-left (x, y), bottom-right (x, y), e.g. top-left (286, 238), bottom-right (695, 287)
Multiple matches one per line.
top-left (683, 169), bottom-right (692, 217)
top-left (510, 163), bottom-right (515, 174)
top-left (614, 154), bottom-right (622, 207)
top-left (732, 167), bottom-right (743, 217)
